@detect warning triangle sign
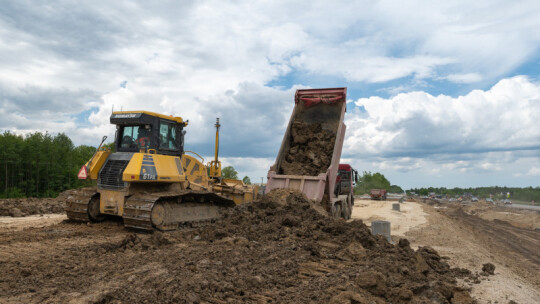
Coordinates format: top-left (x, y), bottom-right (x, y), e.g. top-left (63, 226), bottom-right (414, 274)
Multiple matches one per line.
top-left (78, 166), bottom-right (88, 180)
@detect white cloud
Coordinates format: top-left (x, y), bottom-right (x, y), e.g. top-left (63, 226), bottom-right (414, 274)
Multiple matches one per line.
top-left (1, 1), bottom-right (540, 188)
top-left (73, 82), bottom-right (298, 157)
top-left (478, 162), bottom-right (502, 172)
top-left (218, 157), bottom-right (275, 182)
top-left (526, 167), bottom-right (540, 176)
top-left (343, 154), bottom-right (539, 189)
top-left (445, 73), bottom-right (483, 83)
top-left (1, 1), bottom-right (539, 114)
top-left (370, 157), bottom-right (426, 172)
top-left (345, 76), bottom-right (540, 159)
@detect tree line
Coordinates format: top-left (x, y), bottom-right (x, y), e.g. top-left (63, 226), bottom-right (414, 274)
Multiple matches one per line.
top-left (0, 132), bottom-right (96, 198)
top-left (408, 186), bottom-right (540, 202)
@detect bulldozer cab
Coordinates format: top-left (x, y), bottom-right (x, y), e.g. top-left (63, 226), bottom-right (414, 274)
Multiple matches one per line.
top-left (111, 111), bottom-right (187, 156)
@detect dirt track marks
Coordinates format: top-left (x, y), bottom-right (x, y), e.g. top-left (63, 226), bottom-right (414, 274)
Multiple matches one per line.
top-left (448, 208), bottom-right (540, 287)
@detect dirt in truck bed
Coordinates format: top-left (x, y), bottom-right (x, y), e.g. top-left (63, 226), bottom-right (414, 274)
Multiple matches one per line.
top-left (280, 117), bottom-right (336, 176)
top-left (0, 189), bottom-right (474, 303)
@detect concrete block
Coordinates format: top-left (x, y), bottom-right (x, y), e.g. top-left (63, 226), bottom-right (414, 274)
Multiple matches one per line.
top-left (392, 203), bottom-right (400, 211)
top-left (371, 220), bottom-right (391, 242)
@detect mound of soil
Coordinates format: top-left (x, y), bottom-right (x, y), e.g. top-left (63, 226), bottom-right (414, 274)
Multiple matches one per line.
top-left (189, 190), bottom-right (474, 303)
top-left (0, 197), bottom-right (64, 217)
top-left (280, 117), bottom-right (336, 176)
top-left (481, 263), bottom-right (495, 276)
top-left (0, 190), bottom-right (474, 303)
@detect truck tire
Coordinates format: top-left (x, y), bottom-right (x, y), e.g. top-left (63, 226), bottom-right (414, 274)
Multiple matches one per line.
top-left (346, 194), bottom-right (354, 219)
top-left (331, 203), bottom-right (342, 219)
top-left (341, 201), bottom-right (349, 220)
top-left (334, 183), bottom-right (341, 196)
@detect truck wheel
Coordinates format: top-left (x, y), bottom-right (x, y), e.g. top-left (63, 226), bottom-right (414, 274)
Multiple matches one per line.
top-left (341, 202), bottom-right (350, 220)
top-left (334, 183), bottom-right (341, 196)
top-left (331, 203), bottom-right (337, 218)
top-left (331, 203), bottom-right (341, 219)
top-left (346, 194), bottom-right (353, 219)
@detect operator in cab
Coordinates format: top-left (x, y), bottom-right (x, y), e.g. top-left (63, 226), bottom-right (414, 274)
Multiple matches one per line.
top-left (137, 127), bottom-right (151, 148)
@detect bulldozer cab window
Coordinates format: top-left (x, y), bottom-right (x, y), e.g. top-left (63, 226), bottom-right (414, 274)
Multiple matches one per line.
top-left (159, 121), bottom-right (178, 150)
top-left (137, 127), bottom-right (151, 148)
top-left (120, 125), bottom-right (151, 150)
top-left (120, 126), bottom-right (139, 149)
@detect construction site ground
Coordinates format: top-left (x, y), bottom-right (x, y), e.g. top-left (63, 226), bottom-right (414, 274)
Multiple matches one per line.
top-left (352, 198), bottom-right (540, 304)
top-left (0, 195), bottom-right (538, 303)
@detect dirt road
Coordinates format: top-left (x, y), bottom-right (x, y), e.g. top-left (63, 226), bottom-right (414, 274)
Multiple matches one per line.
top-left (405, 204), bottom-right (540, 303)
top-left (446, 206), bottom-right (540, 287)
top-left (352, 200), bottom-right (540, 304)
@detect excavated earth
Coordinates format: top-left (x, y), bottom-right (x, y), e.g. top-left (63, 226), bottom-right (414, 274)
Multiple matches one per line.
top-left (0, 189), bottom-right (475, 303)
top-left (280, 117), bottom-right (336, 176)
top-left (0, 197), bottom-right (65, 217)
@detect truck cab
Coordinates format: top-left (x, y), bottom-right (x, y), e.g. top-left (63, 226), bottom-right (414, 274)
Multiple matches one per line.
top-left (335, 164), bottom-right (358, 196)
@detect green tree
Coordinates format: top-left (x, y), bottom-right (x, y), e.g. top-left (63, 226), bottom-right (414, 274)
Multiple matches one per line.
top-left (242, 176), bottom-right (251, 185)
top-left (102, 142), bottom-right (115, 152)
top-left (222, 166), bottom-right (238, 179)
top-left (354, 171), bottom-right (393, 195)
top-left (0, 131), bottom-right (96, 198)
top-left (389, 184), bottom-right (404, 193)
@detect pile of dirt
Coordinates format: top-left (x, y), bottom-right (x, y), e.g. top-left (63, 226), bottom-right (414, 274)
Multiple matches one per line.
top-left (0, 197), bottom-right (64, 217)
top-left (481, 263), bottom-right (495, 276)
top-left (280, 117), bottom-right (336, 176)
top-left (189, 191), bottom-right (475, 303)
top-left (0, 190), bottom-right (475, 303)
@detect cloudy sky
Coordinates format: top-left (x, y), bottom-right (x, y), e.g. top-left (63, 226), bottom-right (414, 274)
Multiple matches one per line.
top-left (1, 0), bottom-right (539, 188)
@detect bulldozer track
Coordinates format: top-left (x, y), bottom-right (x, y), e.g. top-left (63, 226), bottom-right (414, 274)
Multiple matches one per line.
top-left (123, 190), bottom-right (236, 231)
top-left (65, 187), bottom-right (98, 222)
top-left (65, 188), bottom-right (236, 231)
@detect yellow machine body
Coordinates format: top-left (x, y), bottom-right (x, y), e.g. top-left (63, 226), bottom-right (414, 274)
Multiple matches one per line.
top-left (85, 150), bottom-right (111, 180)
top-left (122, 153), bottom-right (187, 183)
top-left (66, 111), bottom-right (257, 230)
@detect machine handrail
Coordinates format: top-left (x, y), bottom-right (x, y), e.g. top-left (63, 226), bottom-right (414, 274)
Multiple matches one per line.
top-left (184, 150), bottom-right (205, 163)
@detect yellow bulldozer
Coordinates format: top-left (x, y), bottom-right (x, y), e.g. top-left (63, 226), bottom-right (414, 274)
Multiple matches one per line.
top-left (66, 111), bottom-right (257, 231)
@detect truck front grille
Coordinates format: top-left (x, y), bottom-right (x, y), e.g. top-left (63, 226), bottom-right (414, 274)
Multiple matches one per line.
top-left (98, 159), bottom-right (130, 190)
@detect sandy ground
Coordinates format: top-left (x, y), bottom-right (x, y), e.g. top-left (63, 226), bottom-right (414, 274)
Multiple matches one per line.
top-left (0, 214), bottom-right (67, 231)
top-left (351, 198), bottom-right (540, 304)
top-left (351, 198), bottom-right (427, 237)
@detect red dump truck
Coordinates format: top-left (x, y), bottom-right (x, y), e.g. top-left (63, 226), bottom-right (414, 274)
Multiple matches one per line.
top-left (265, 87), bottom-right (354, 219)
top-left (336, 164), bottom-right (358, 197)
top-left (370, 189), bottom-right (387, 200)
